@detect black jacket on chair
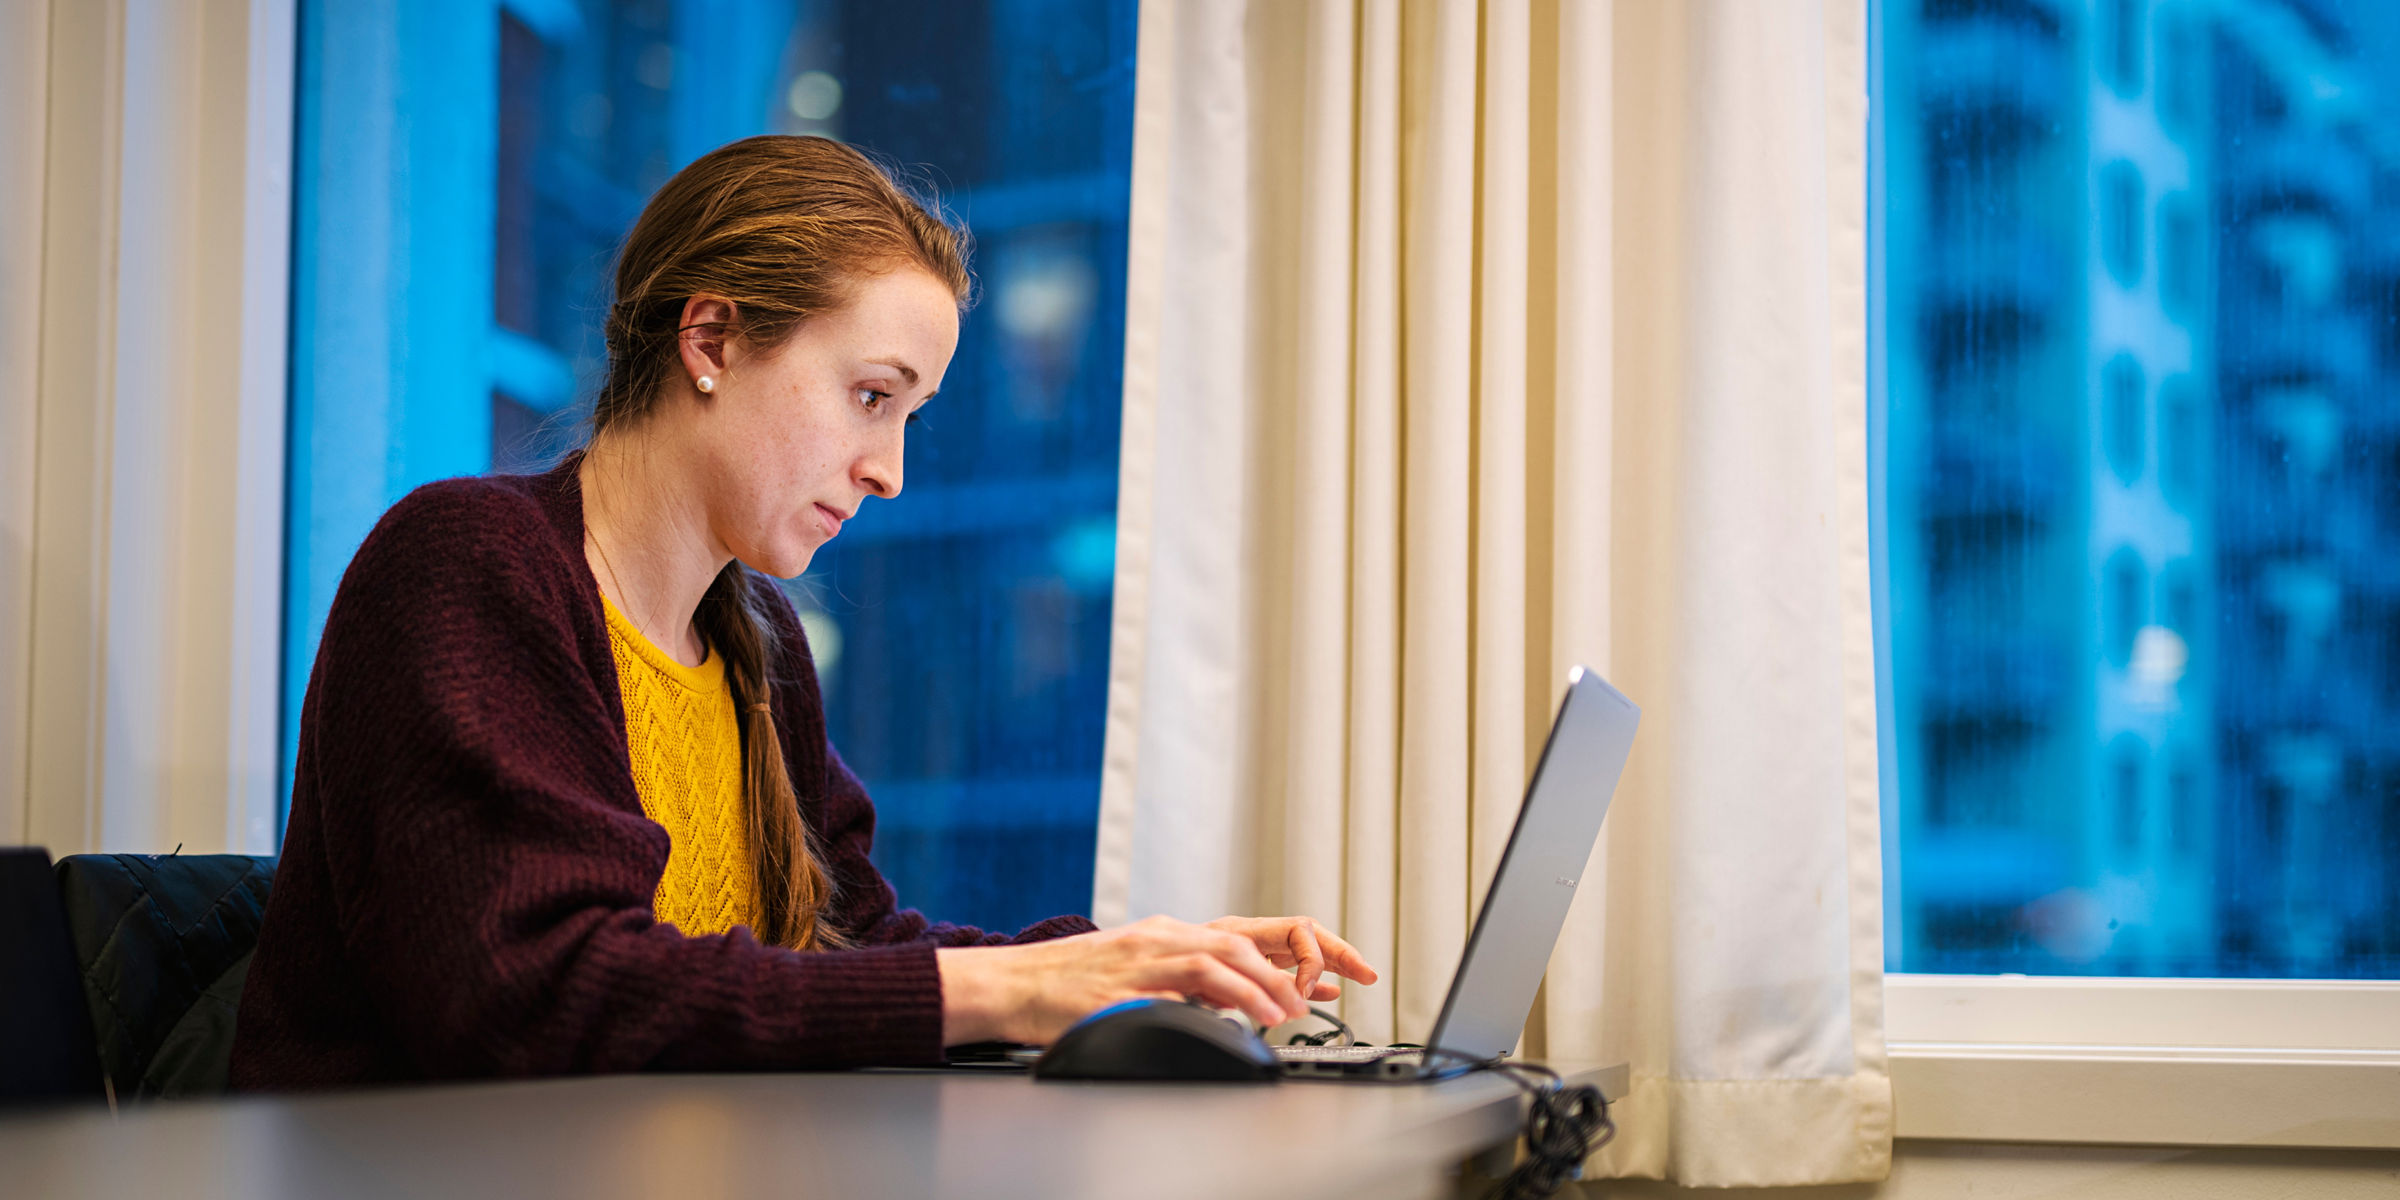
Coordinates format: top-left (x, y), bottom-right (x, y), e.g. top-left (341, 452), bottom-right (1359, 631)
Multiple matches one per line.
top-left (53, 853), bottom-right (276, 1100)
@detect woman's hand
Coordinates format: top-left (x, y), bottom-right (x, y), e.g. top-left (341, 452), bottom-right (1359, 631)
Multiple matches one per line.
top-left (935, 914), bottom-right (1384, 1047)
top-left (937, 915), bottom-right (1312, 1046)
top-left (1203, 915), bottom-right (1378, 1003)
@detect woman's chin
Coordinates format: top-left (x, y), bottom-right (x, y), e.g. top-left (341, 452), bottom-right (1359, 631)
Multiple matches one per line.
top-left (739, 543), bottom-right (817, 581)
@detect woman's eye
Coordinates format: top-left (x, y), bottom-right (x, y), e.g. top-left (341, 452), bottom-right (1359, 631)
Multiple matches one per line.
top-left (857, 388), bottom-right (892, 411)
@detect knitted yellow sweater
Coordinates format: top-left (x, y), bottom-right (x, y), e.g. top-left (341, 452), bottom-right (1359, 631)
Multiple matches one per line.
top-left (601, 592), bottom-right (761, 937)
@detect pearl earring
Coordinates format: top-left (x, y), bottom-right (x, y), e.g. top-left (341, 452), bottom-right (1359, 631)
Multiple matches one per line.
top-left (696, 375), bottom-right (715, 394)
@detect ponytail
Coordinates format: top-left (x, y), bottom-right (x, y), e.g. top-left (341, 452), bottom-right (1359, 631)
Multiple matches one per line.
top-left (692, 563), bottom-right (851, 952)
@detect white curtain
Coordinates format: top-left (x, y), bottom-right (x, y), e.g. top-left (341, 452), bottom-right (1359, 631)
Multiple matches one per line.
top-left (1094, 0), bottom-right (1888, 1186)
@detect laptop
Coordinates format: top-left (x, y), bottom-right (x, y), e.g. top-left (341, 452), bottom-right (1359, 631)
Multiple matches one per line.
top-left (1278, 665), bottom-right (1639, 1080)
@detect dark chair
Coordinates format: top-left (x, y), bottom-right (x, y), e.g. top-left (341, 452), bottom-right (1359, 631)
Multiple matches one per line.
top-left (0, 847), bottom-right (104, 1106)
top-left (51, 852), bottom-right (277, 1101)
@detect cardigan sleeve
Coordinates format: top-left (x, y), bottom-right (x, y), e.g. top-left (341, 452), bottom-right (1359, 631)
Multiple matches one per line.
top-left (300, 481), bottom-right (950, 1075)
top-left (747, 573), bottom-right (1100, 950)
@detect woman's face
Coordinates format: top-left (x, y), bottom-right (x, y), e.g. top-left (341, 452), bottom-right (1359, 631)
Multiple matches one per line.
top-left (679, 266), bottom-right (959, 579)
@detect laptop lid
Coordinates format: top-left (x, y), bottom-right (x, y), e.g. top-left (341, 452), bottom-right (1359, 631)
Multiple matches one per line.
top-left (1421, 667), bottom-right (1640, 1063)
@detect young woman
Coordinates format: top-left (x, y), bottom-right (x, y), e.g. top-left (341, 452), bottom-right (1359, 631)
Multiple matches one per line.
top-left (232, 136), bottom-right (1374, 1087)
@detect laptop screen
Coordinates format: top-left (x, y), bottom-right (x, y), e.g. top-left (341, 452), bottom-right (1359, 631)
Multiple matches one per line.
top-left (1423, 668), bottom-right (1641, 1062)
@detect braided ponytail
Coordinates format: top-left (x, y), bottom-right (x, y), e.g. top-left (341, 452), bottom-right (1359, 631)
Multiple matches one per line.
top-left (692, 563), bottom-right (849, 951)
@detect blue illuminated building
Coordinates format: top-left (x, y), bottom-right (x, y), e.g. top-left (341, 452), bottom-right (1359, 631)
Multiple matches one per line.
top-left (1879, 0), bottom-right (2399, 976)
top-left (798, 1), bottom-right (1135, 933)
top-left (289, 0), bottom-right (1134, 933)
top-left (2206, 2), bottom-right (2400, 973)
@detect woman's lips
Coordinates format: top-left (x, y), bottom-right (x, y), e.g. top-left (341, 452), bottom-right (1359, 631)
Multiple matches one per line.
top-left (814, 503), bottom-right (846, 538)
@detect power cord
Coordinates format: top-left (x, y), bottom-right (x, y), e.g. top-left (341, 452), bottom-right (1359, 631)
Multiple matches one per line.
top-left (1283, 1006), bottom-right (1357, 1047)
top-left (1406, 1050), bottom-right (1610, 1199)
top-left (1284, 1015), bottom-right (1612, 1200)
top-left (1477, 1061), bottom-right (1613, 1200)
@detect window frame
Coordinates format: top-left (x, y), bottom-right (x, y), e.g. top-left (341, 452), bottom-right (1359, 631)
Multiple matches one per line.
top-left (1866, 1), bottom-right (2400, 1152)
top-left (1884, 975), bottom-right (2400, 1147)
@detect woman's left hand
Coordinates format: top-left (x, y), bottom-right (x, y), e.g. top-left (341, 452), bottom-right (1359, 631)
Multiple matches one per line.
top-left (1203, 916), bottom-right (1379, 1003)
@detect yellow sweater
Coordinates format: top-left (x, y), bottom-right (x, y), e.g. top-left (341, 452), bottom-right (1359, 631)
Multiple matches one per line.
top-left (601, 592), bottom-right (761, 937)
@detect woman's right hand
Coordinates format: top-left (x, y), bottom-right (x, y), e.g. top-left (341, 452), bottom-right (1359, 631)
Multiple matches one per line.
top-left (936, 915), bottom-right (1310, 1046)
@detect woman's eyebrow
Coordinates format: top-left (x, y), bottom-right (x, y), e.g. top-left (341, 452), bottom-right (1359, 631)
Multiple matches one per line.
top-left (864, 357), bottom-right (919, 387)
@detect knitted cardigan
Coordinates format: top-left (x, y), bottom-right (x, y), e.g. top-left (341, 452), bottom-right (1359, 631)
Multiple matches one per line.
top-left (231, 458), bottom-right (1094, 1090)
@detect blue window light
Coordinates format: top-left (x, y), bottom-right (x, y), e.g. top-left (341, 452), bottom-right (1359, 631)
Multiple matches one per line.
top-left (289, 0), bottom-right (1135, 934)
top-left (1876, 0), bottom-right (2399, 979)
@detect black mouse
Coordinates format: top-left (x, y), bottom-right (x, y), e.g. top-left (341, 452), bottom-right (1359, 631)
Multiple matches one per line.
top-left (1031, 998), bottom-right (1282, 1082)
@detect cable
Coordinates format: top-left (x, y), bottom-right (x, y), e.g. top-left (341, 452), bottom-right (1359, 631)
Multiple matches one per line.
top-left (1284, 1006), bottom-right (1357, 1047)
top-left (1283, 1029), bottom-right (1612, 1199)
top-left (1485, 1064), bottom-right (1612, 1200)
top-left (1395, 1049), bottom-right (1613, 1199)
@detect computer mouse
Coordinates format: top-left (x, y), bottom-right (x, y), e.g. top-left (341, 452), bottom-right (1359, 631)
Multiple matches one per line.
top-left (1031, 998), bottom-right (1282, 1082)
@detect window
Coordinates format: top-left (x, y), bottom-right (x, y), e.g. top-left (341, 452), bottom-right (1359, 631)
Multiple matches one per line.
top-left (2156, 6), bottom-right (2203, 134)
top-left (1879, 0), bottom-right (2399, 981)
top-left (2099, 159), bottom-right (2145, 286)
top-left (2100, 351), bottom-right (2145, 484)
top-left (2158, 373), bottom-right (2201, 503)
top-left (2102, 547), bottom-right (2146, 671)
top-left (289, 0), bottom-right (1136, 934)
top-left (2101, 0), bottom-right (2145, 96)
top-left (2158, 191), bottom-right (2199, 316)
top-left (2108, 734), bottom-right (2145, 856)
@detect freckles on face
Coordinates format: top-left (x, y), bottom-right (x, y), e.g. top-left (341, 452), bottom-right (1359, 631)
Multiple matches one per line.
top-left (723, 408), bottom-right (845, 574)
top-left (699, 267), bottom-right (960, 578)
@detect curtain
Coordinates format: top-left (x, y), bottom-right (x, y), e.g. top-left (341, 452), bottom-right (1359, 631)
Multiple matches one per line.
top-left (1094, 0), bottom-right (1888, 1185)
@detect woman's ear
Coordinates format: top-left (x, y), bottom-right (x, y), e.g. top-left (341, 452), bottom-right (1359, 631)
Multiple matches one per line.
top-left (675, 295), bottom-right (739, 390)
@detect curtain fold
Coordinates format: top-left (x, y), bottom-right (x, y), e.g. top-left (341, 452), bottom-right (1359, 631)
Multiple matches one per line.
top-left (1097, 0), bottom-right (1888, 1184)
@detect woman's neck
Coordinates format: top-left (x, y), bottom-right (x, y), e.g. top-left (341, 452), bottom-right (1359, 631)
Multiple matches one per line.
top-left (579, 431), bottom-right (725, 667)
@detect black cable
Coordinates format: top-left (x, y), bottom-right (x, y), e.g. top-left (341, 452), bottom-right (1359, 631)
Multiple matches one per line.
top-left (1277, 1015), bottom-right (1611, 1198)
top-left (1284, 1006), bottom-right (1356, 1047)
top-left (1396, 1050), bottom-right (1612, 1199)
top-left (1488, 1066), bottom-right (1611, 1200)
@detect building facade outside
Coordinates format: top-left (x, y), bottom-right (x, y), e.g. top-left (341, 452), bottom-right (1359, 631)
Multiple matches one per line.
top-left (292, 0), bottom-right (1134, 935)
top-left (1881, 0), bottom-right (2398, 977)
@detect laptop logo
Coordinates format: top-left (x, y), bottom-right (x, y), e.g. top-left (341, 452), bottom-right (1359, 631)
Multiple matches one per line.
top-left (1554, 876), bottom-right (1577, 888)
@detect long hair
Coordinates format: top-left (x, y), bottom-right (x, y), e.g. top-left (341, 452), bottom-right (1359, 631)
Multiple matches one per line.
top-left (591, 135), bottom-right (972, 951)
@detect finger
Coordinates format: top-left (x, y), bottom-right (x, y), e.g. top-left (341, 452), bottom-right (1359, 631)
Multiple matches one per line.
top-left (1205, 932), bottom-right (1307, 1022)
top-left (1284, 919), bottom-right (1327, 1002)
top-left (1307, 980), bottom-right (1342, 1001)
top-left (1172, 955), bottom-right (1287, 1029)
top-left (1212, 916), bottom-right (1311, 968)
top-left (1315, 927), bottom-right (1380, 985)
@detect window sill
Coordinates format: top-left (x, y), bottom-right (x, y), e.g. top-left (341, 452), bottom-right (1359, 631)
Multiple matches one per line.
top-left (1887, 975), bottom-right (2400, 1150)
top-left (1891, 1042), bottom-right (2400, 1148)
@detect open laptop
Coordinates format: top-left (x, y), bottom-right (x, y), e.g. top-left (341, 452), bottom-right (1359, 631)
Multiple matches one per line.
top-left (1278, 665), bottom-right (1639, 1080)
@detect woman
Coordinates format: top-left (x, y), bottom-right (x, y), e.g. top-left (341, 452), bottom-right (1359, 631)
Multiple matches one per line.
top-left (233, 136), bottom-right (1373, 1087)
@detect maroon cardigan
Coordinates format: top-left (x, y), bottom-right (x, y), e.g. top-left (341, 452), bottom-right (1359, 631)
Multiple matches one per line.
top-left (232, 459), bottom-right (1093, 1089)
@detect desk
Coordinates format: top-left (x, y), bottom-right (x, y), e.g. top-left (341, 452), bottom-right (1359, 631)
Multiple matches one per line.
top-left (5, 1061), bottom-right (1625, 1200)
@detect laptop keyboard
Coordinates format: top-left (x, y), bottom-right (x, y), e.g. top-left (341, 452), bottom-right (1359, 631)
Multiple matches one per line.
top-left (1274, 1044), bottom-right (1418, 1063)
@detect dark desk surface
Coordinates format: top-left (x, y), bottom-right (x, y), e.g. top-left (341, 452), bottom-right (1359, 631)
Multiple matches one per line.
top-left (4, 1061), bottom-right (1626, 1200)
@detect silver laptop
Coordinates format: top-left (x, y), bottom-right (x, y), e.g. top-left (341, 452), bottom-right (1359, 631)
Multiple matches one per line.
top-left (1279, 665), bottom-right (1640, 1080)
